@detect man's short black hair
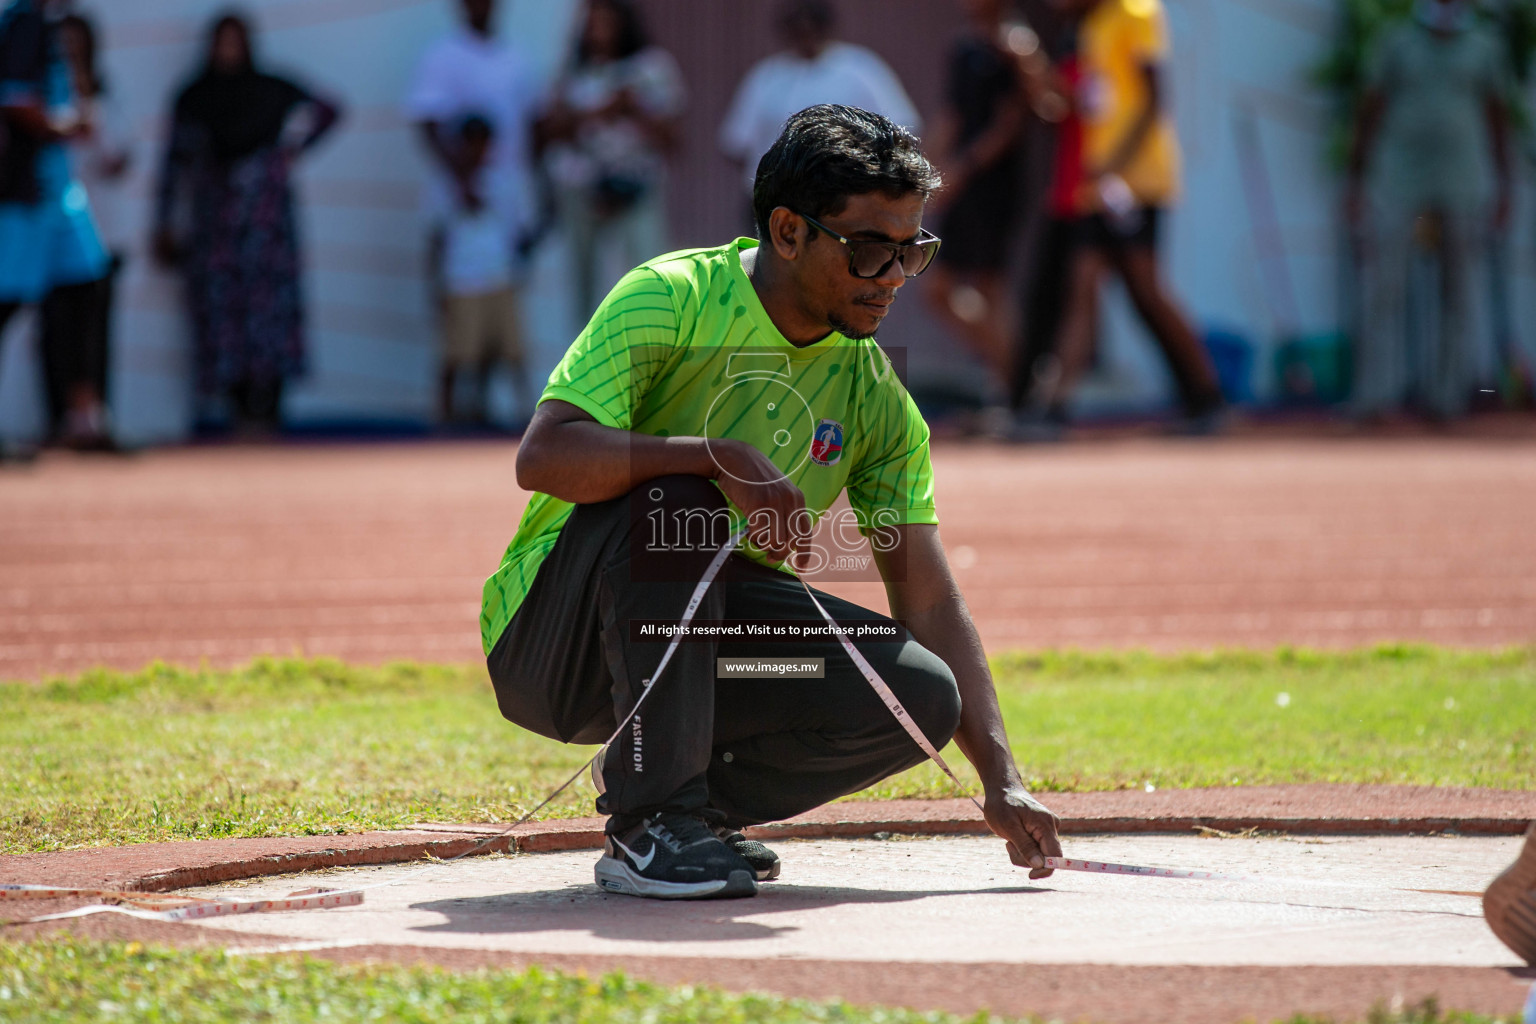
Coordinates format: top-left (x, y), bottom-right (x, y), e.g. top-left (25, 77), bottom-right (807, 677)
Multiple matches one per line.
top-left (751, 104), bottom-right (940, 240)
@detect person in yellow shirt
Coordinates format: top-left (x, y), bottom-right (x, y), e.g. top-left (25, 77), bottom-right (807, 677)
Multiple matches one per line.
top-left (1024, 0), bottom-right (1222, 436)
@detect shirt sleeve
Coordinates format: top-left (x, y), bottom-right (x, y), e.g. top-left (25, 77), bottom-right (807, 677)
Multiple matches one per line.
top-left (0, 9), bottom-right (48, 107)
top-left (845, 355), bottom-right (939, 536)
top-left (539, 266), bottom-right (680, 430)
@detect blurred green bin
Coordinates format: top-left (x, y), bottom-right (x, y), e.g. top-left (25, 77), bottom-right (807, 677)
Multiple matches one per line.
top-left (1274, 331), bottom-right (1353, 406)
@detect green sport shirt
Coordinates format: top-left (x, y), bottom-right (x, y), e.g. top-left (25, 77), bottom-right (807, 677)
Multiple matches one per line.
top-left (479, 237), bottom-right (940, 654)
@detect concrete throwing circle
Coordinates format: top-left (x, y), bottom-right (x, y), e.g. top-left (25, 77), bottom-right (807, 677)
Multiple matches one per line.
top-left (177, 834), bottom-right (1521, 967)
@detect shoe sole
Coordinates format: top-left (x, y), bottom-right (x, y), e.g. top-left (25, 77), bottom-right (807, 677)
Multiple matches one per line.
top-left (755, 861), bottom-right (781, 882)
top-left (1483, 823), bottom-right (1536, 964)
top-left (594, 857), bottom-right (758, 900)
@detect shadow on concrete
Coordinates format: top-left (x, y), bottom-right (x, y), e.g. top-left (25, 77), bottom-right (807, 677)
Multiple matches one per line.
top-left (408, 881), bottom-right (1051, 943)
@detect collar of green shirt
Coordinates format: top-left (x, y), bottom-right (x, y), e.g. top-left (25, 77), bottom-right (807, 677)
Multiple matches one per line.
top-left (728, 236), bottom-right (858, 361)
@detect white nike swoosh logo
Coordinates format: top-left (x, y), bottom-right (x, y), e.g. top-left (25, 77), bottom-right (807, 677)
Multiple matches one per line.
top-left (612, 836), bottom-right (655, 872)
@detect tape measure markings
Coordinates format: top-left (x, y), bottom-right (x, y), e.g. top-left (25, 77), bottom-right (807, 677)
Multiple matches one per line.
top-left (1040, 856), bottom-right (1482, 898)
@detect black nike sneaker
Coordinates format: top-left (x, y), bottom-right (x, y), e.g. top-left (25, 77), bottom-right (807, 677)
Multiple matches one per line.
top-left (712, 825), bottom-right (781, 881)
top-left (595, 812), bottom-right (758, 899)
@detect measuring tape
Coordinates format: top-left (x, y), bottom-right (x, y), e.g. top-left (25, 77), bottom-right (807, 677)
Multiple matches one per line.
top-left (1034, 858), bottom-right (1481, 898)
top-left (3, 883), bottom-right (363, 923)
top-left (5, 526), bottom-right (1484, 926)
top-left (796, 579), bottom-right (983, 816)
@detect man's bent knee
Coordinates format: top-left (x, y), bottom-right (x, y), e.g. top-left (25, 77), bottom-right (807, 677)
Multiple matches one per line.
top-left (892, 645), bottom-right (962, 750)
top-left (921, 670), bottom-right (963, 750)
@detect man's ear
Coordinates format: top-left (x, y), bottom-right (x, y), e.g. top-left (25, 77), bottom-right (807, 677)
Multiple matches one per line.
top-left (766, 206), bottom-right (807, 262)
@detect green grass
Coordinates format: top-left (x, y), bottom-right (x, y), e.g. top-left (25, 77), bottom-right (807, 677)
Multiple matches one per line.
top-left (2, 647), bottom-right (1532, 854)
top-left (875, 645), bottom-right (1536, 800)
top-left (0, 939), bottom-right (1520, 1024)
top-left (0, 938), bottom-right (997, 1023)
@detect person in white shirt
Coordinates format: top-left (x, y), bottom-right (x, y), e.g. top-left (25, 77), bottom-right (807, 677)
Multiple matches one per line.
top-left (718, 0), bottom-right (920, 194)
top-left (538, 0), bottom-right (685, 322)
top-left (426, 116), bottom-right (531, 426)
top-left (404, 0), bottom-right (543, 308)
top-left (58, 13), bottom-right (128, 256)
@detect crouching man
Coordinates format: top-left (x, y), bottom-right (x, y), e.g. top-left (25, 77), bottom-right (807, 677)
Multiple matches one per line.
top-left (482, 104), bottom-right (1062, 899)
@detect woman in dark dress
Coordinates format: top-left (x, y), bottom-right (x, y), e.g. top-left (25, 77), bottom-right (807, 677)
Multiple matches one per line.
top-left (153, 13), bottom-right (340, 435)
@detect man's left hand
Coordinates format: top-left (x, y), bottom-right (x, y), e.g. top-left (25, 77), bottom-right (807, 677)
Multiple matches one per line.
top-left (983, 785), bottom-right (1062, 879)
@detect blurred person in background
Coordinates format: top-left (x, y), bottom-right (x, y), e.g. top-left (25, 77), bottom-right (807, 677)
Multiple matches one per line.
top-left (1346, 0), bottom-right (1514, 423)
top-left (538, 0), bottom-right (685, 323)
top-left (407, 0), bottom-right (542, 412)
top-left (924, 0), bottom-right (1030, 423)
top-left (427, 114), bottom-right (532, 427)
top-left (153, 12), bottom-right (341, 438)
top-left (1019, 0), bottom-right (1223, 439)
top-left (44, 11), bottom-right (127, 450)
top-left (0, 0), bottom-right (110, 459)
top-left (1003, 0), bottom-right (1083, 429)
top-left (719, 0), bottom-right (919, 203)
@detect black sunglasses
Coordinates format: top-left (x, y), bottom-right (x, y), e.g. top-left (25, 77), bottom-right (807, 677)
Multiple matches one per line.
top-left (796, 211), bottom-right (942, 279)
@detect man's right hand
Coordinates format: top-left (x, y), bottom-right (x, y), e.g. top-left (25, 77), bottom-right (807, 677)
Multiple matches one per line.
top-left (709, 439), bottom-right (811, 566)
top-left (984, 785), bottom-right (1063, 880)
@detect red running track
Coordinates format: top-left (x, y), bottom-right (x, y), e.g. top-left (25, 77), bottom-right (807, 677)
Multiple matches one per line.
top-left (2, 433), bottom-right (1534, 681)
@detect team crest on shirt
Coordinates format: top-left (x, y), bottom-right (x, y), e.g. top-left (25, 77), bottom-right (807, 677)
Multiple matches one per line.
top-left (809, 419), bottom-right (844, 467)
